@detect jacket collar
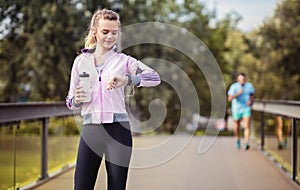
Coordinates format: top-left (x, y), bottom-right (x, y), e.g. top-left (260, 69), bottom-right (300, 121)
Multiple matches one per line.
top-left (81, 45), bottom-right (117, 54)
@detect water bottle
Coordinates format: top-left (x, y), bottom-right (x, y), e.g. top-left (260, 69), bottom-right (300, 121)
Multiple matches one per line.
top-left (79, 72), bottom-right (91, 102)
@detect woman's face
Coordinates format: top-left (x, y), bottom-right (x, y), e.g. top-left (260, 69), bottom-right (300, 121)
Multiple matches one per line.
top-left (95, 19), bottom-right (119, 51)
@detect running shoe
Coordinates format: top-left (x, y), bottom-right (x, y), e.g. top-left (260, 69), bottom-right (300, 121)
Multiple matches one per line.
top-left (245, 142), bottom-right (250, 150)
top-left (236, 140), bottom-right (241, 149)
top-left (278, 142), bottom-right (284, 150)
top-left (284, 139), bottom-right (288, 148)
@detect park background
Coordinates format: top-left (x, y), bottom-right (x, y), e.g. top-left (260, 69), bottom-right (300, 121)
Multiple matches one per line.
top-left (0, 0), bottom-right (300, 189)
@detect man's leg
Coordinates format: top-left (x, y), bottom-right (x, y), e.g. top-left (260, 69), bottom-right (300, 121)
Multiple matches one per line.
top-left (275, 116), bottom-right (284, 149)
top-left (234, 119), bottom-right (241, 149)
top-left (243, 116), bottom-right (251, 150)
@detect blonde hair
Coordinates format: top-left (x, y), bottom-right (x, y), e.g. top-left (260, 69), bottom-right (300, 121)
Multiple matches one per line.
top-left (85, 9), bottom-right (121, 49)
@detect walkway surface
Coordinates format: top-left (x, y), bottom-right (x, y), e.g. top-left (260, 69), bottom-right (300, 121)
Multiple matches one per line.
top-left (31, 135), bottom-right (298, 190)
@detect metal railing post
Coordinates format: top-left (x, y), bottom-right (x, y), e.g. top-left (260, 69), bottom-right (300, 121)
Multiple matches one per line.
top-left (291, 118), bottom-right (298, 181)
top-left (0, 102), bottom-right (78, 188)
top-left (40, 118), bottom-right (49, 180)
top-left (12, 123), bottom-right (16, 190)
top-left (260, 112), bottom-right (265, 151)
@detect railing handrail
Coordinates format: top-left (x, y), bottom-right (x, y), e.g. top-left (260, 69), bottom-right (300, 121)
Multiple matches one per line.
top-left (0, 100), bottom-right (299, 187)
top-left (0, 101), bottom-right (80, 188)
top-left (252, 99), bottom-right (300, 183)
top-left (0, 101), bottom-right (77, 124)
top-left (255, 99), bottom-right (300, 105)
top-left (252, 100), bottom-right (300, 119)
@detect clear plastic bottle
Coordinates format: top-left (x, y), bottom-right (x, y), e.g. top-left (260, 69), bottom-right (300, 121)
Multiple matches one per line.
top-left (79, 72), bottom-right (91, 102)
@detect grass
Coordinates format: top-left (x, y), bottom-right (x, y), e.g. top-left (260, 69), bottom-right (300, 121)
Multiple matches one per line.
top-left (0, 135), bottom-right (79, 190)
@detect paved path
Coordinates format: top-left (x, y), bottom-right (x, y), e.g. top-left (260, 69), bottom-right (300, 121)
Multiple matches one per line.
top-left (31, 135), bottom-right (299, 190)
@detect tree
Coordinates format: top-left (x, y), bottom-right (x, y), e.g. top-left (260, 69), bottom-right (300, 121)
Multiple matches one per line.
top-left (256, 0), bottom-right (300, 100)
top-left (120, 0), bottom-right (231, 132)
top-left (0, 0), bottom-right (88, 101)
top-left (0, 0), bottom-right (27, 101)
top-left (0, 0), bottom-right (235, 133)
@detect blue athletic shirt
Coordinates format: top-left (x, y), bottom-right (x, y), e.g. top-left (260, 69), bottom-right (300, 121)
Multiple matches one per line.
top-left (228, 82), bottom-right (255, 114)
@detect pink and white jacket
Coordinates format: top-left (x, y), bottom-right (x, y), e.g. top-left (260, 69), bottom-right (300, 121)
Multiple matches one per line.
top-left (66, 47), bottom-right (161, 124)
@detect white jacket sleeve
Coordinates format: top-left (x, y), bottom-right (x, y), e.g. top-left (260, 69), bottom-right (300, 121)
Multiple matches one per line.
top-left (127, 58), bottom-right (161, 87)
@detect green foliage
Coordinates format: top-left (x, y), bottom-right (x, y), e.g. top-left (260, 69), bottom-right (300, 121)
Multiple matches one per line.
top-left (254, 0), bottom-right (300, 100)
top-left (1, 0), bottom-right (299, 133)
top-left (121, 0), bottom-right (230, 129)
top-left (223, 0), bottom-right (300, 101)
top-left (1, 117), bottom-right (80, 135)
top-left (48, 117), bottom-right (80, 136)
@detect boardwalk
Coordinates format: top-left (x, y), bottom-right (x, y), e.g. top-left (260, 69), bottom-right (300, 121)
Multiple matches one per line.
top-left (32, 135), bottom-right (298, 190)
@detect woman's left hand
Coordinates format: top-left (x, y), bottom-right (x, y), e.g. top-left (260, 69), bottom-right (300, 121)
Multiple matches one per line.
top-left (107, 75), bottom-right (128, 90)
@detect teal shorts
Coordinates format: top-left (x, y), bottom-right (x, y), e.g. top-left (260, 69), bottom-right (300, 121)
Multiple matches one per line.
top-left (232, 109), bottom-right (252, 120)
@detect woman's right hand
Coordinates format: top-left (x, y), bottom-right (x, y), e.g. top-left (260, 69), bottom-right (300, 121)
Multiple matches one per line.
top-left (74, 86), bottom-right (86, 104)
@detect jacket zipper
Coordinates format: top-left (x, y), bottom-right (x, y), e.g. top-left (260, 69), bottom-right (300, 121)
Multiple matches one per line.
top-left (94, 54), bottom-right (104, 123)
top-left (99, 70), bottom-right (103, 123)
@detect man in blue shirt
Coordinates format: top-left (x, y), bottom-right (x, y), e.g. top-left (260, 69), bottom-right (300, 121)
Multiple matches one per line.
top-left (228, 73), bottom-right (255, 150)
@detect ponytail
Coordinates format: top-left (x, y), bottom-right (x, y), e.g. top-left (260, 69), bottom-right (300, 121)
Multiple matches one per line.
top-left (85, 31), bottom-right (96, 49)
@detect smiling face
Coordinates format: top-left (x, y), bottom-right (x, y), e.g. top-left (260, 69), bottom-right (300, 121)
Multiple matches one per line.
top-left (94, 19), bottom-right (119, 52)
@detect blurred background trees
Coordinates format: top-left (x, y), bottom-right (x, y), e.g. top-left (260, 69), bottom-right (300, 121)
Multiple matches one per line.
top-left (0, 0), bottom-right (299, 132)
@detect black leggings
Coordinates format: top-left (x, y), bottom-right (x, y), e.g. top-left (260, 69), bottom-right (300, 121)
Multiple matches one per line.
top-left (74, 122), bottom-right (132, 190)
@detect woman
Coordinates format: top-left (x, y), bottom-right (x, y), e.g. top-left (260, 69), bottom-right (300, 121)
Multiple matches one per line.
top-left (66, 9), bottom-right (160, 190)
